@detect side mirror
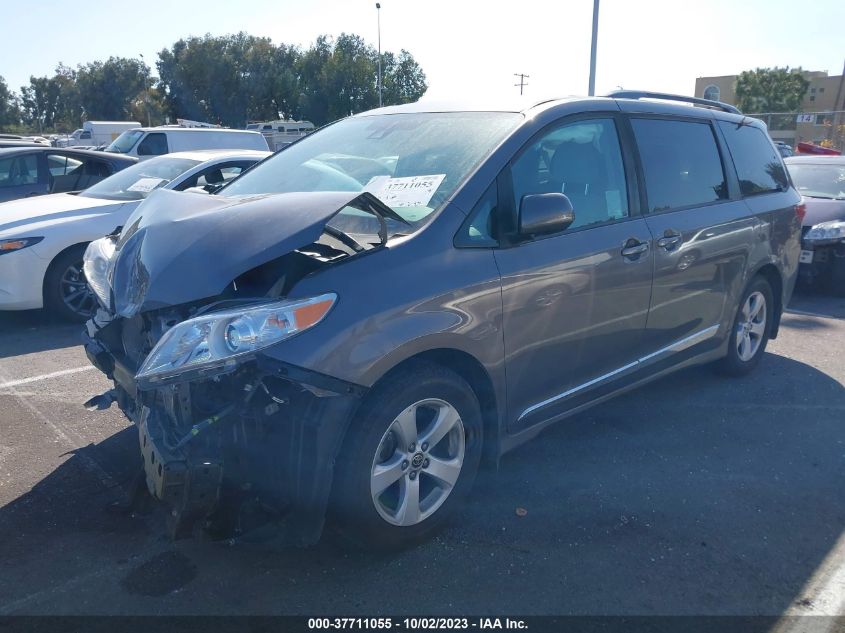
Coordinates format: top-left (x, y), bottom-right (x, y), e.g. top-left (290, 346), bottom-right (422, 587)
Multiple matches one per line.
top-left (518, 193), bottom-right (575, 237)
top-left (202, 183), bottom-right (223, 193)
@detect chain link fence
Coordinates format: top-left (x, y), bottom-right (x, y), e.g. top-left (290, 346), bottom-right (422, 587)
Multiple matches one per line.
top-left (747, 110), bottom-right (845, 150)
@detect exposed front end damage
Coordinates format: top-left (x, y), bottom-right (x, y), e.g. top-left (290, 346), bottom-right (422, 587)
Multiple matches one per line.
top-left (80, 190), bottom-right (403, 545)
top-left (85, 324), bottom-right (363, 544)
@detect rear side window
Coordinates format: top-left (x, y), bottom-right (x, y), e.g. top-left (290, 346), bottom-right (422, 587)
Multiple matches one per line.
top-left (718, 121), bottom-right (788, 196)
top-left (631, 118), bottom-right (728, 212)
top-left (137, 133), bottom-right (168, 156)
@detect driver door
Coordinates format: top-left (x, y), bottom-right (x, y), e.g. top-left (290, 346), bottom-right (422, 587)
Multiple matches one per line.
top-left (493, 116), bottom-right (654, 431)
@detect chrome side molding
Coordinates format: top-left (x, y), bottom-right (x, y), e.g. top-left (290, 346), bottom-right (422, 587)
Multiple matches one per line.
top-left (517, 324), bottom-right (720, 422)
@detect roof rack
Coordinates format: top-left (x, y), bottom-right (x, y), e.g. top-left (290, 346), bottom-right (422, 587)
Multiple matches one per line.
top-left (605, 90), bottom-right (741, 115)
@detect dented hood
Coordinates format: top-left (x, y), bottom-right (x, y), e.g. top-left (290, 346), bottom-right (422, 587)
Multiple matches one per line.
top-left (112, 189), bottom-right (392, 312)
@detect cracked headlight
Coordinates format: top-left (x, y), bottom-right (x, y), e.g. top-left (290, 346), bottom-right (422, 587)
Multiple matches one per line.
top-left (83, 236), bottom-right (117, 310)
top-left (805, 220), bottom-right (845, 242)
top-left (111, 229), bottom-right (149, 319)
top-left (136, 293), bottom-right (337, 387)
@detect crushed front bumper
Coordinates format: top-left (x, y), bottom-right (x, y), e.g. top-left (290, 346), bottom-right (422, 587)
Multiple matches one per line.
top-left (83, 323), bottom-right (366, 546)
top-left (799, 239), bottom-right (845, 287)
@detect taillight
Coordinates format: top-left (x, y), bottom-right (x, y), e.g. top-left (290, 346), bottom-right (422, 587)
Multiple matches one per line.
top-left (795, 202), bottom-right (806, 222)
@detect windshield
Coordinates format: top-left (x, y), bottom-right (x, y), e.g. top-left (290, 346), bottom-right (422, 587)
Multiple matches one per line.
top-left (80, 156), bottom-right (200, 201)
top-left (105, 130), bottom-right (144, 154)
top-left (789, 163), bottom-right (845, 199)
top-left (220, 112), bottom-right (521, 233)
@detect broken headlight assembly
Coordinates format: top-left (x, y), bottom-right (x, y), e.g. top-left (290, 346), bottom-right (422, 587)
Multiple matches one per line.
top-left (135, 293), bottom-right (337, 388)
top-left (83, 236), bottom-right (117, 309)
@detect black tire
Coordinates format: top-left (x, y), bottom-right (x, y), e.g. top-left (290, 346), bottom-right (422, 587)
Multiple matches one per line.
top-left (717, 276), bottom-right (773, 376)
top-left (330, 360), bottom-right (483, 550)
top-left (44, 244), bottom-right (96, 322)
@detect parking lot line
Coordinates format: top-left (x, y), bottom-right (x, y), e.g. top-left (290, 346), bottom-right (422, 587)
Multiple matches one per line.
top-left (0, 365), bottom-right (95, 389)
top-left (785, 308), bottom-right (840, 319)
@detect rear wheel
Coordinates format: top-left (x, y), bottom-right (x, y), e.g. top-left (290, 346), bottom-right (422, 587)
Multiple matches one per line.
top-left (44, 245), bottom-right (96, 322)
top-left (718, 276), bottom-right (773, 376)
top-left (331, 361), bottom-right (483, 549)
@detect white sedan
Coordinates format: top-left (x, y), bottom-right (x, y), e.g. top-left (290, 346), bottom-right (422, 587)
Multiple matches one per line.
top-left (0, 149), bottom-right (269, 320)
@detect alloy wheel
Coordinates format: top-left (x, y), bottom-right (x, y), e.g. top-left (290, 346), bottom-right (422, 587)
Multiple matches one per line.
top-left (59, 260), bottom-right (96, 317)
top-left (370, 398), bottom-right (465, 527)
top-left (735, 290), bottom-right (767, 362)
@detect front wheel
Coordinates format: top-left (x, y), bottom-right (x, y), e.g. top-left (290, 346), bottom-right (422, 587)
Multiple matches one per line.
top-left (331, 361), bottom-right (483, 549)
top-left (44, 245), bottom-right (97, 322)
top-left (717, 276), bottom-right (773, 376)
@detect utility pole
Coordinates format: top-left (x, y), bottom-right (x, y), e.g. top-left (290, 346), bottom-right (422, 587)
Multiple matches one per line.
top-left (588, 0), bottom-right (600, 96)
top-left (514, 73), bottom-right (530, 96)
top-left (376, 3), bottom-right (383, 108)
top-left (139, 53), bottom-right (151, 126)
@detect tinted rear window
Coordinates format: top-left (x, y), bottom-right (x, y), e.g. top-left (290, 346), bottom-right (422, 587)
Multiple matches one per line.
top-left (718, 121), bottom-right (788, 196)
top-left (631, 118), bottom-right (728, 213)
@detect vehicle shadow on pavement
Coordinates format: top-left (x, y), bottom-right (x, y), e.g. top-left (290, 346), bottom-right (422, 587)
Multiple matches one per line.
top-left (0, 310), bottom-right (83, 359)
top-left (1, 353), bottom-right (844, 615)
top-left (788, 286), bottom-right (845, 320)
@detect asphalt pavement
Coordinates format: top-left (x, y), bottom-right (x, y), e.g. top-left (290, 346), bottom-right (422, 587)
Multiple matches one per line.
top-left (1, 289), bottom-right (844, 616)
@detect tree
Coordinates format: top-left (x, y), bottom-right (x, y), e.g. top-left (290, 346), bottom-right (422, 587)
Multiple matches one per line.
top-left (735, 67), bottom-right (810, 113)
top-left (19, 65), bottom-right (82, 132)
top-left (0, 75), bottom-right (22, 131)
top-left (157, 33), bottom-right (300, 127)
top-left (382, 49), bottom-right (427, 105)
top-left (75, 57), bottom-right (150, 121)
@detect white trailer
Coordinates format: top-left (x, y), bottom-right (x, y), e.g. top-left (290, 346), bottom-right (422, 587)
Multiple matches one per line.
top-left (246, 120), bottom-right (315, 151)
top-left (67, 121), bottom-right (142, 147)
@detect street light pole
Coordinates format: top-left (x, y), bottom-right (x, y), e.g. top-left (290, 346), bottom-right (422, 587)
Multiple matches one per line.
top-left (588, 0), bottom-right (599, 96)
top-left (376, 2), bottom-right (383, 108)
top-left (139, 53), bottom-right (151, 126)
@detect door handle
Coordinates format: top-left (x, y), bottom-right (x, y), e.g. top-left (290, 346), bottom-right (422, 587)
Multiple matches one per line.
top-left (621, 240), bottom-right (649, 258)
top-left (657, 232), bottom-right (683, 250)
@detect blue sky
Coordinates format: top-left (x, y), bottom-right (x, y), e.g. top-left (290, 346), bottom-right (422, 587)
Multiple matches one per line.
top-left (1, 0), bottom-right (843, 100)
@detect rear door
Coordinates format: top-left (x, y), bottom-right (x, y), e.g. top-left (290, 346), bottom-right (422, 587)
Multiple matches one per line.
top-left (493, 115), bottom-right (654, 431)
top-left (628, 115), bottom-right (756, 357)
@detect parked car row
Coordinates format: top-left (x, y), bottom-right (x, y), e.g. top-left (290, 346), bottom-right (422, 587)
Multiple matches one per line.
top-left (0, 149), bottom-right (270, 319)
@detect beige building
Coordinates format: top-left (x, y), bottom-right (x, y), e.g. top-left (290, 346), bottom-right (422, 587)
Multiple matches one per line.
top-left (694, 66), bottom-right (845, 147)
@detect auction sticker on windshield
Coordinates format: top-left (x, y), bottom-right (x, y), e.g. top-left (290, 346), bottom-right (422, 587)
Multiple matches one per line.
top-left (127, 177), bottom-right (167, 193)
top-left (364, 174), bottom-right (445, 208)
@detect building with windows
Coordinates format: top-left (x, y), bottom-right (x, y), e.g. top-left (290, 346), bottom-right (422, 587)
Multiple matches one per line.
top-left (694, 66), bottom-right (845, 148)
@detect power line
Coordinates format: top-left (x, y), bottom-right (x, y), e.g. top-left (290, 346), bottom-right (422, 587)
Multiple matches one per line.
top-left (514, 73), bottom-right (530, 96)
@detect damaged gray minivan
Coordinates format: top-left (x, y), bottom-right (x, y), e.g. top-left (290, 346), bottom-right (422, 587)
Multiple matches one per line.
top-left (82, 92), bottom-right (802, 548)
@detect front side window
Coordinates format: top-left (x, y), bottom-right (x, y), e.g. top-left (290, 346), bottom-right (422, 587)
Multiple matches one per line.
top-left (137, 133), bottom-right (168, 156)
top-left (47, 154), bottom-right (83, 177)
top-left (509, 118), bottom-right (629, 230)
top-left (0, 154), bottom-right (38, 188)
top-left (718, 121), bottom-right (788, 196)
top-left (174, 161), bottom-right (255, 190)
top-left (459, 181), bottom-right (499, 246)
top-left (632, 118), bottom-right (728, 212)
top-left (220, 112), bottom-right (521, 236)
